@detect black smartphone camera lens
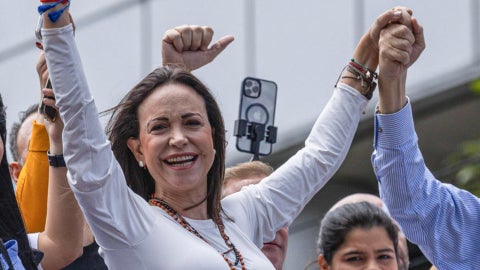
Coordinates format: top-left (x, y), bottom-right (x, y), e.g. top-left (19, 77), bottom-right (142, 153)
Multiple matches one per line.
top-left (244, 79), bottom-right (261, 98)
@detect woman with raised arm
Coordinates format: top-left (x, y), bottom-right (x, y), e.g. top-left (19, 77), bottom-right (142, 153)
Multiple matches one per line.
top-left (40, 1), bottom-right (410, 268)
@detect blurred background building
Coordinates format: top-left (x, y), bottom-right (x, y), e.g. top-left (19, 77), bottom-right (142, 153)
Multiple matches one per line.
top-left (1, 0), bottom-right (479, 269)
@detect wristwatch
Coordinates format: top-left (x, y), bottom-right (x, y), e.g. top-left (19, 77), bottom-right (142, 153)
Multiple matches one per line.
top-left (47, 151), bottom-right (66, 167)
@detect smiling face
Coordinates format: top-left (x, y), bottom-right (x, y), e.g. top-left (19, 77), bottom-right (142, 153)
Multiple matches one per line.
top-left (319, 226), bottom-right (398, 270)
top-left (127, 83), bottom-right (215, 203)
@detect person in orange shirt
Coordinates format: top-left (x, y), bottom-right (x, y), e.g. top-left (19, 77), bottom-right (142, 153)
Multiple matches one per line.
top-left (9, 104), bottom-right (50, 233)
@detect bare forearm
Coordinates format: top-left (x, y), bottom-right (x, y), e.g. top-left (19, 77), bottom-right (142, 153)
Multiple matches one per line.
top-left (39, 139), bottom-right (84, 269)
top-left (39, 166), bottom-right (84, 269)
top-left (377, 75), bottom-right (407, 114)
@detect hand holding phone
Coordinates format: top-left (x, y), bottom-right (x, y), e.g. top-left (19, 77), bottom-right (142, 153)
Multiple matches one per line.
top-left (39, 78), bottom-right (57, 122)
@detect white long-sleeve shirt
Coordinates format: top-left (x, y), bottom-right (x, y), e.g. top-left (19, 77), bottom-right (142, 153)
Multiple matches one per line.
top-left (43, 24), bottom-right (368, 269)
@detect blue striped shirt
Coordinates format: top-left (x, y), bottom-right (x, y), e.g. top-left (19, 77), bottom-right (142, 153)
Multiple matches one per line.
top-left (0, 240), bottom-right (26, 270)
top-left (372, 100), bottom-right (480, 270)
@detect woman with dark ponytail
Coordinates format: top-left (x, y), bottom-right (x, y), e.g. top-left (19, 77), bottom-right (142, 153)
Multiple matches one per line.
top-left (0, 94), bottom-right (37, 269)
top-left (317, 202), bottom-right (399, 270)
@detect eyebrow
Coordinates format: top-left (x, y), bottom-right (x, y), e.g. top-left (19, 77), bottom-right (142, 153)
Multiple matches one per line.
top-left (181, 112), bottom-right (203, 119)
top-left (343, 248), bottom-right (394, 256)
top-left (375, 248), bottom-right (395, 253)
top-left (148, 112), bottom-right (202, 121)
top-left (145, 117), bottom-right (168, 131)
top-left (146, 113), bottom-right (203, 128)
top-left (343, 251), bottom-right (363, 256)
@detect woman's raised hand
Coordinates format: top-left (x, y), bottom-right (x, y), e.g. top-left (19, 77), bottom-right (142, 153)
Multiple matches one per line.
top-left (162, 25), bottom-right (234, 72)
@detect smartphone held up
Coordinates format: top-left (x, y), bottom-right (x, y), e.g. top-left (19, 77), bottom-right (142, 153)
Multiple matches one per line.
top-left (39, 79), bottom-right (57, 122)
top-left (234, 77), bottom-right (278, 159)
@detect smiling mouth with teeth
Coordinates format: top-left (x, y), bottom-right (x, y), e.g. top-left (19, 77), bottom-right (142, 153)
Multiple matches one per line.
top-left (165, 155), bottom-right (197, 167)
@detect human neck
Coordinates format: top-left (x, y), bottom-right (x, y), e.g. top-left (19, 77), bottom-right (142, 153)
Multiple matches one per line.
top-left (153, 192), bottom-right (209, 220)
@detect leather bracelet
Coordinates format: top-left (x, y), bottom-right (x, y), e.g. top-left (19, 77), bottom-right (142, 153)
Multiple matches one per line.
top-left (47, 150), bottom-right (66, 167)
top-left (345, 66), bottom-right (377, 100)
top-left (335, 62), bottom-right (377, 100)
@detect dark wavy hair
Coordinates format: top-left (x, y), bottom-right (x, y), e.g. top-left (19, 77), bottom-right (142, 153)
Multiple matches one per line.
top-left (0, 94), bottom-right (37, 269)
top-left (104, 66), bottom-right (226, 224)
top-left (318, 201), bottom-right (399, 265)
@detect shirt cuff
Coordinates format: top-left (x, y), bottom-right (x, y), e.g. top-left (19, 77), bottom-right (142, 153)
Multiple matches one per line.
top-left (41, 23), bottom-right (74, 37)
top-left (374, 97), bottom-right (416, 149)
top-left (27, 232), bottom-right (40, 249)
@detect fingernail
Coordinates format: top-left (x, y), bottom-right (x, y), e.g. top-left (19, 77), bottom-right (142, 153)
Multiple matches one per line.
top-left (393, 11), bottom-right (402, 16)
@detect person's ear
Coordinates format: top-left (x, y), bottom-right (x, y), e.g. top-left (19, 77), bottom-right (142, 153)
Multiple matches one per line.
top-left (9, 162), bottom-right (22, 184)
top-left (127, 138), bottom-right (144, 164)
top-left (317, 254), bottom-right (330, 270)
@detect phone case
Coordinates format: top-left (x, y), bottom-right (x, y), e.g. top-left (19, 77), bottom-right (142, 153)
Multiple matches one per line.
top-left (235, 77), bottom-right (278, 156)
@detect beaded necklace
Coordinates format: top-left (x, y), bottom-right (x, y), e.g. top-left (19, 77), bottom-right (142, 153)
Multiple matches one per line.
top-left (149, 197), bottom-right (246, 270)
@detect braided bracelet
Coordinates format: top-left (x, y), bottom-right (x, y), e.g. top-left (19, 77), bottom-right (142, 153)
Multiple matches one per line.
top-left (334, 60), bottom-right (378, 100)
top-left (350, 58), bottom-right (377, 80)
